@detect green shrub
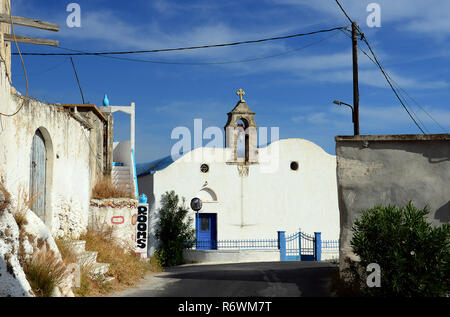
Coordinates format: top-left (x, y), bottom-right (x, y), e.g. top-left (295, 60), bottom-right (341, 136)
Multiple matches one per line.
top-left (155, 191), bottom-right (195, 267)
top-left (348, 202), bottom-right (450, 297)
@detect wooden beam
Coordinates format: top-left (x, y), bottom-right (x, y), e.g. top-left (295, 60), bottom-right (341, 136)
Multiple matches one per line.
top-left (0, 14), bottom-right (59, 32)
top-left (4, 34), bottom-right (59, 47)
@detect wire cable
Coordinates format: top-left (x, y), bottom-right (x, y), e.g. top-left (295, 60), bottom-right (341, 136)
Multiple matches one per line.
top-left (335, 3), bottom-right (426, 134)
top-left (342, 28), bottom-right (447, 133)
top-left (36, 30), bottom-right (341, 66)
top-left (12, 26), bottom-right (347, 56)
top-left (335, 0), bottom-right (354, 24)
top-left (359, 36), bottom-right (426, 134)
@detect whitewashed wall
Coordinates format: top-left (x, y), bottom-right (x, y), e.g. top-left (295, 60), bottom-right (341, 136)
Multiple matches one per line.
top-left (0, 62), bottom-right (92, 238)
top-left (139, 138), bottom-right (340, 256)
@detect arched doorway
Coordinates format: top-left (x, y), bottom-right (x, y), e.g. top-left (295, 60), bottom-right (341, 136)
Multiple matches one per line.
top-left (29, 129), bottom-right (47, 223)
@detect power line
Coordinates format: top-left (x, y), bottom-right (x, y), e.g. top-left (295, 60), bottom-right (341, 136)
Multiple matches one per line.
top-left (334, 1), bottom-right (426, 134)
top-left (340, 28), bottom-right (446, 133)
top-left (335, 0), bottom-right (354, 24)
top-left (386, 73), bottom-right (448, 133)
top-left (70, 57), bottom-right (86, 104)
top-left (12, 26), bottom-right (347, 56)
top-left (39, 30), bottom-right (341, 66)
top-left (359, 36), bottom-right (426, 134)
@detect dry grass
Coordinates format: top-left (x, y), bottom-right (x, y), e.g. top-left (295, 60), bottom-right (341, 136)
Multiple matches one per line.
top-left (22, 248), bottom-right (68, 297)
top-left (13, 188), bottom-right (41, 229)
top-left (0, 182), bottom-right (11, 215)
top-left (91, 176), bottom-right (135, 200)
top-left (75, 225), bottom-right (162, 297)
top-left (54, 237), bottom-right (78, 265)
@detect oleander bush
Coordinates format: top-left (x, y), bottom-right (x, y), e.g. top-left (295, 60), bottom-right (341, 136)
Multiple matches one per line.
top-left (343, 202), bottom-right (450, 297)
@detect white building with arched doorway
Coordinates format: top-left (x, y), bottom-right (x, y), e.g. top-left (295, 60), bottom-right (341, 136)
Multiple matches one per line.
top-left (137, 90), bottom-right (340, 257)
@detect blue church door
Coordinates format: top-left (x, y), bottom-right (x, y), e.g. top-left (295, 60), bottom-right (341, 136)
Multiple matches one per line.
top-left (196, 213), bottom-right (217, 250)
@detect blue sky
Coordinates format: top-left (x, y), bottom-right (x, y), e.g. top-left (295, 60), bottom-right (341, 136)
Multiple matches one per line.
top-left (10, 0), bottom-right (450, 163)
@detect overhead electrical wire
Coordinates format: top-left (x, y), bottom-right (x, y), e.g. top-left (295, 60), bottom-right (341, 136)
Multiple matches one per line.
top-left (12, 26), bottom-right (347, 57)
top-left (334, 0), bottom-right (427, 134)
top-left (340, 28), bottom-right (446, 133)
top-left (28, 30), bottom-right (341, 66)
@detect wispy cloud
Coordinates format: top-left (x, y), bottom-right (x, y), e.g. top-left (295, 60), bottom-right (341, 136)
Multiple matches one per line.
top-left (269, 0), bottom-right (450, 38)
top-left (291, 103), bottom-right (450, 133)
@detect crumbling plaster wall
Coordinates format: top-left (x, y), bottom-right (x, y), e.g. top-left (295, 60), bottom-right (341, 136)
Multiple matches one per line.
top-left (335, 134), bottom-right (450, 270)
top-left (0, 62), bottom-right (93, 238)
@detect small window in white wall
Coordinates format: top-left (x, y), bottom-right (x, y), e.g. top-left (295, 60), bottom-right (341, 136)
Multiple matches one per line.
top-left (290, 161), bottom-right (299, 171)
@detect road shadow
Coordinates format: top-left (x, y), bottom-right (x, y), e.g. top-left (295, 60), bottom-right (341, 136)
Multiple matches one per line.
top-left (156, 261), bottom-right (338, 297)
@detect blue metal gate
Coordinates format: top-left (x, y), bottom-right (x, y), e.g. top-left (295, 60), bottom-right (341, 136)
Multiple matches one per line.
top-left (278, 231), bottom-right (321, 261)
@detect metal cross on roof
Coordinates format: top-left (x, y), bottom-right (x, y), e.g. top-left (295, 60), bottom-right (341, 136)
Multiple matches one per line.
top-left (236, 88), bottom-right (245, 102)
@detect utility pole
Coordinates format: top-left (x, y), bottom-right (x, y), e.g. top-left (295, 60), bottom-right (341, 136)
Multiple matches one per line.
top-left (351, 21), bottom-right (360, 135)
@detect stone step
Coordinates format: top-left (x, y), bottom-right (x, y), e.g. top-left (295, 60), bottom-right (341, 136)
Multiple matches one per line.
top-left (76, 251), bottom-right (98, 266)
top-left (88, 262), bottom-right (110, 277)
top-left (103, 276), bottom-right (115, 284)
top-left (112, 169), bottom-right (130, 174)
top-left (113, 180), bottom-right (131, 187)
top-left (67, 240), bottom-right (86, 255)
top-left (112, 166), bottom-right (130, 171)
top-left (112, 180), bottom-right (132, 186)
top-left (111, 176), bottom-right (131, 182)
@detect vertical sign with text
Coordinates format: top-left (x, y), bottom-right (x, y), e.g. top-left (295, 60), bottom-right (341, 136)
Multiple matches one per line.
top-left (135, 203), bottom-right (149, 258)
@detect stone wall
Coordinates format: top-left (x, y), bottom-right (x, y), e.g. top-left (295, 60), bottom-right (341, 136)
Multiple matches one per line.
top-left (89, 199), bottom-right (138, 250)
top-left (335, 134), bottom-right (450, 269)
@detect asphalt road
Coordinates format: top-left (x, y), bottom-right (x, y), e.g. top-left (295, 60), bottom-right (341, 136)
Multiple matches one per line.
top-left (114, 261), bottom-right (338, 297)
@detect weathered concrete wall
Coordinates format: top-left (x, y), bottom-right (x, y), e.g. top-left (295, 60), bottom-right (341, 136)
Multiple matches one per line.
top-left (0, 58), bottom-right (101, 238)
top-left (335, 134), bottom-right (450, 267)
top-left (89, 198), bottom-right (138, 250)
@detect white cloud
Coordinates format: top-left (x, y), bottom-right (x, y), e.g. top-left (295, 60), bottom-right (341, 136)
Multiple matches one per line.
top-left (269, 0), bottom-right (450, 37)
top-left (291, 103), bottom-right (450, 133)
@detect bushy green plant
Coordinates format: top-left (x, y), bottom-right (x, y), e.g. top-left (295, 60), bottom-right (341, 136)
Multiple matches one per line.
top-left (349, 202), bottom-right (450, 297)
top-left (155, 191), bottom-right (195, 267)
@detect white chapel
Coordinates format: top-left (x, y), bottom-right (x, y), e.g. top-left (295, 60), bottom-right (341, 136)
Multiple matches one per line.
top-left (137, 90), bottom-right (339, 255)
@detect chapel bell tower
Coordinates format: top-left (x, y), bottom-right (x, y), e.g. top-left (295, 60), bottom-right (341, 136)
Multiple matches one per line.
top-left (224, 89), bottom-right (258, 164)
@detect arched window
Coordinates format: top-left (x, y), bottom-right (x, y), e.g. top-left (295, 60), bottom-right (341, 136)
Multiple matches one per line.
top-left (236, 119), bottom-right (249, 162)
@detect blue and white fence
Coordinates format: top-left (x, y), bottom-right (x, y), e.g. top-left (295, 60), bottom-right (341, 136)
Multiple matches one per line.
top-left (193, 231), bottom-right (339, 262)
top-left (196, 238), bottom-right (278, 250)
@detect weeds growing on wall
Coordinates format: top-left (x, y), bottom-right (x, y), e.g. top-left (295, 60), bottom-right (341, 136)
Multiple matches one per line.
top-left (0, 182), bottom-right (11, 215)
top-left (91, 176), bottom-right (135, 200)
top-left (22, 248), bottom-right (68, 297)
top-left (338, 202), bottom-right (450, 297)
top-left (12, 188), bottom-right (41, 229)
top-left (155, 191), bottom-right (195, 267)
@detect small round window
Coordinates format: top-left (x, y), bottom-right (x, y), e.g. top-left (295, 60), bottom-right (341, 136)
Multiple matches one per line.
top-left (200, 164), bottom-right (209, 173)
top-left (290, 161), bottom-right (299, 171)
